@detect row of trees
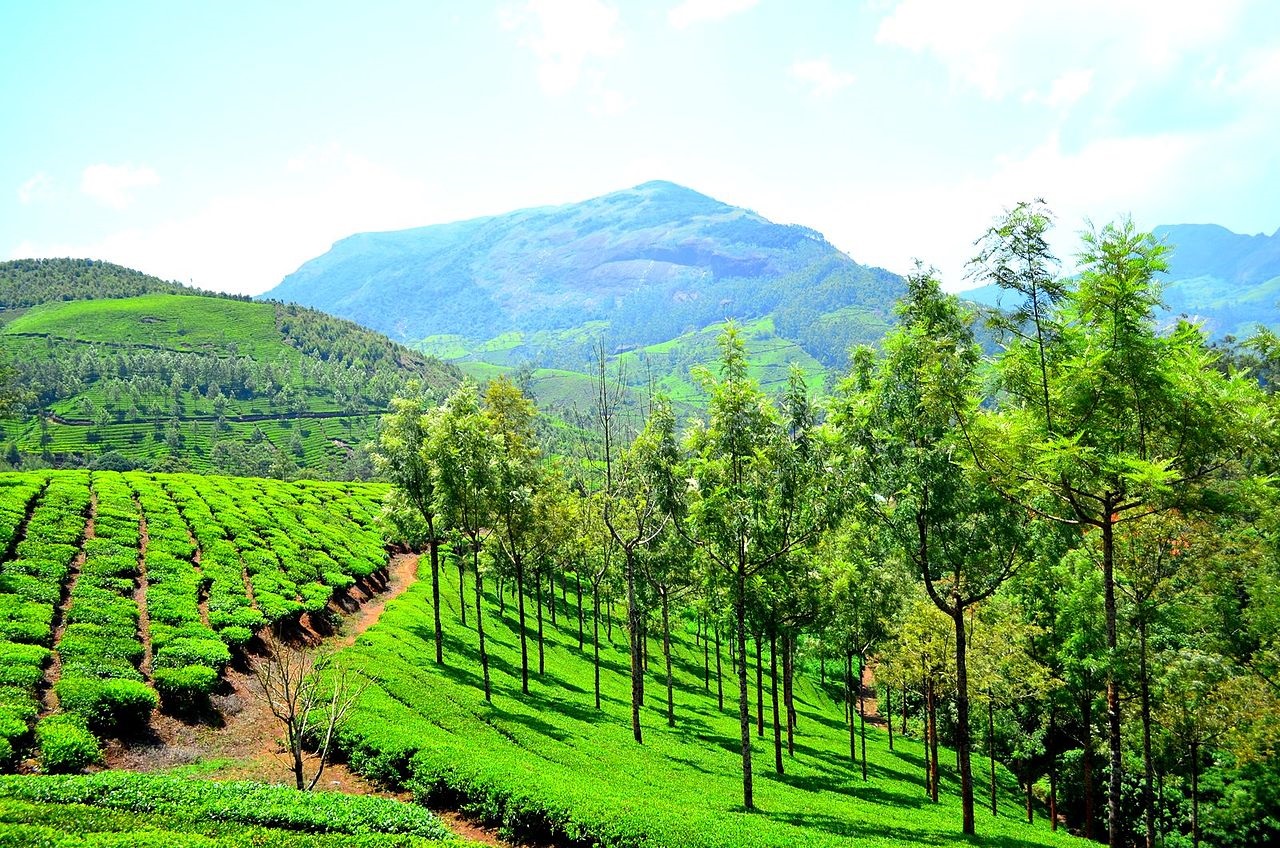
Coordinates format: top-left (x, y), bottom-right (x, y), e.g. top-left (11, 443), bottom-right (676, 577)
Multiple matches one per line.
top-left (376, 206), bottom-right (1279, 847)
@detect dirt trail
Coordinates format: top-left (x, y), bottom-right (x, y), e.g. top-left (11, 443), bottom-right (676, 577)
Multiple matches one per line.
top-left (861, 662), bottom-right (883, 724)
top-left (134, 499), bottom-right (153, 680)
top-left (102, 550), bottom-right (512, 846)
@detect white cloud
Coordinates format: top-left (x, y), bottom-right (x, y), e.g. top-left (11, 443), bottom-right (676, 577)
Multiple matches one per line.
top-left (501, 0), bottom-right (623, 97)
top-left (17, 172), bottom-right (53, 205)
top-left (13, 147), bottom-right (441, 296)
top-left (1023, 68), bottom-right (1093, 109)
top-left (789, 58), bottom-right (856, 98)
top-left (667, 0), bottom-right (758, 30)
top-left (875, 0), bottom-right (1245, 100)
top-left (80, 163), bottom-right (159, 209)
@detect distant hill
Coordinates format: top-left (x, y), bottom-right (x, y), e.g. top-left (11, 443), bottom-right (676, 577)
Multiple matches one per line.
top-left (0, 260), bottom-right (460, 477)
top-left (959, 223), bottom-right (1280, 338)
top-left (264, 181), bottom-right (906, 374)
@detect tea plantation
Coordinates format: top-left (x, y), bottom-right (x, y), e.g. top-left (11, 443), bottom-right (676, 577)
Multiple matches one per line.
top-left (0, 469), bottom-right (390, 769)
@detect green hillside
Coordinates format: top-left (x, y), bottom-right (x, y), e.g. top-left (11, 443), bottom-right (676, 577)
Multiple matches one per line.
top-left (335, 562), bottom-right (1082, 848)
top-left (0, 275), bottom-right (460, 477)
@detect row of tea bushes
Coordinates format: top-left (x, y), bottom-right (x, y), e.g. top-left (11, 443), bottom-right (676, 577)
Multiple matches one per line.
top-left (49, 473), bottom-right (155, 747)
top-left (0, 473), bottom-right (87, 764)
top-left (129, 476), bottom-right (229, 708)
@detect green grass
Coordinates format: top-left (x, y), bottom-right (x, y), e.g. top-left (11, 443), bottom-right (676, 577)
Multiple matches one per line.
top-left (335, 561), bottom-right (1086, 848)
top-left (0, 772), bottom-right (450, 846)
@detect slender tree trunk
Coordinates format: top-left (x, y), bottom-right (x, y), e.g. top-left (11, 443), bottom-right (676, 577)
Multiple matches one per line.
top-left (858, 653), bottom-right (868, 781)
top-left (784, 634), bottom-right (796, 741)
top-left (886, 684), bottom-right (894, 752)
top-left (427, 531), bottom-right (442, 664)
top-left (770, 631), bottom-right (783, 775)
top-left (954, 606), bottom-right (976, 834)
top-left (703, 613), bottom-right (711, 692)
top-left (1191, 739), bottom-right (1200, 848)
top-left (516, 558), bottom-right (529, 695)
top-left (928, 678), bottom-right (940, 803)
top-left (548, 569), bottom-right (557, 627)
top-left (1050, 744), bottom-right (1058, 832)
top-left (497, 574), bottom-right (505, 615)
top-left (535, 571), bottom-right (545, 676)
top-left (576, 573), bottom-right (584, 650)
top-left (848, 653), bottom-right (857, 765)
top-left (606, 587), bottom-right (614, 641)
top-left (625, 550), bottom-right (643, 743)
top-left (474, 547), bottom-right (490, 702)
top-left (756, 636), bottom-right (765, 738)
top-left (1083, 696), bottom-right (1096, 840)
top-left (1140, 616), bottom-right (1155, 848)
top-left (592, 583), bottom-right (602, 709)
top-left (902, 680), bottom-right (908, 736)
top-left (1102, 516), bottom-right (1122, 848)
top-left (662, 593), bottom-right (674, 728)
top-left (989, 696), bottom-right (998, 816)
top-left (735, 563), bottom-right (754, 810)
top-left (715, 621), bottom-right (724, 711)
top-left (821, 653), bottom-right (825, 686)
top-left (1025, 763), bottom-right (1033, 823)
top-left (290, 720), bottom-right (305, 789)
top-left (458, 557), bottom-right (467, 627)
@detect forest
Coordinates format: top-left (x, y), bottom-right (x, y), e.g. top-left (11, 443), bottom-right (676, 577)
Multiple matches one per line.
top-left (370, 205), bottom-right (1280, 848)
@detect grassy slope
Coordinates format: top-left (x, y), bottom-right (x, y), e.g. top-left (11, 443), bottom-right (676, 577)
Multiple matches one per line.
top-left (336, 561), bottom-right (1084, 848)
top-left (5, 295), bottom-right (286, 359)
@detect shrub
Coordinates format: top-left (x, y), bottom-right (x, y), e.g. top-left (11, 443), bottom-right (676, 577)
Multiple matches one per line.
top-left (36, 714), bottom-right (101, 773)
top-left (55, 677), bottom-right (158, 732)
top-left (153, 637), bottom-right (230, 672)
top-left (217, 625), bottom-right (254, 647)
top-left (154, 665), bottom-right (218, 710)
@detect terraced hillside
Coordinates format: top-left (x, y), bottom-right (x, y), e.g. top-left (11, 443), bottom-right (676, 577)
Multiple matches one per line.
top-left (0, 469), bottom-right (391, 770)
top-left (334, 562), bottom-right (1084, 848)
top-left (0, 264), bottom-right (460, 476)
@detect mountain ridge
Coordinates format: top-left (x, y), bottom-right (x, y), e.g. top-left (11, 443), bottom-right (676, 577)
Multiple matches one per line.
top-left (263, 180), bottom-right (905, 363)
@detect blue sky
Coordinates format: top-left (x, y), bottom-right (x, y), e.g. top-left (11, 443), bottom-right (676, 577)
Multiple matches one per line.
top-left (4, 0), bottom-right (1278, 295)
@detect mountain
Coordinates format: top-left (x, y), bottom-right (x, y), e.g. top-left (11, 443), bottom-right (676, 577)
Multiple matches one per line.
top-left (959, 223), bottom-right (1280, 338)
top-left (0, 259), bottom-right (460, 477)
top-left (264, 181), bottom-right (906, 372)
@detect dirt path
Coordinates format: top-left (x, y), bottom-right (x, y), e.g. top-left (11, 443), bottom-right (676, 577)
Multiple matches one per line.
top-left (102, 550), bottom-right (511, 846)
top-left (334, 553), bottom-right (419, 647)
top-left (133, 497), bottom-right (153, 680)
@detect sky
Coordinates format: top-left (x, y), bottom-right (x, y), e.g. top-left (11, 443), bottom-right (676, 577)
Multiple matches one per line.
top-left (3, 0), bottom-right (1279, 296)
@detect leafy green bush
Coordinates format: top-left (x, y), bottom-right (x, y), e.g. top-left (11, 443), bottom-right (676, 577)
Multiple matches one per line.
top-left (35, 714), bottom-right (101, 773)
top-left (153, 665), bottom-right (218, 708)
top-left (153, 637), bottom-right (230, 672)
top-left (54, 678), bottom-right (157, 732)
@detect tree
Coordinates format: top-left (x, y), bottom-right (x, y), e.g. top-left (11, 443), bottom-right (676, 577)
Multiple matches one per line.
top-left (254, 635), bottom-right (368, 791)
top-left (373, 382), bottom-right (445, 664)
top-left (837, 269), bottom-right (1027, 834)
top-left (432, 381), bottom-right (497, 701)
top-left (484, 376), bottom-right (541, 696)
top-left (679, 325), bottom-right (838, 810)
top-left (971, 212), bottom-right (1263, 848)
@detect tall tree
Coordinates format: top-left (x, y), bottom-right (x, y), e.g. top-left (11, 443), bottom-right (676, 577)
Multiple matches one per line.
top-left (432, 381), bottom-right (498, 701)
top-left (972, 215), bottom-right (1262, 848)
top-left (484, 376), bottom-right (542, 696)
top-left (837, 270), bottom-right (1027, 834)
top-left (373, 382), bottom-right (445, 664)
top-left (679, 326), bottom-right (837, 810)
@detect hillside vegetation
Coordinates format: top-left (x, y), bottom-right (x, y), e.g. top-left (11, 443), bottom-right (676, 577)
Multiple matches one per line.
top-left (0, 261), bottom-right (460, 476)
top-left (336, 560), bottom-right (1078, 848)
top-left (0, 772), bottom-right (450, 846)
